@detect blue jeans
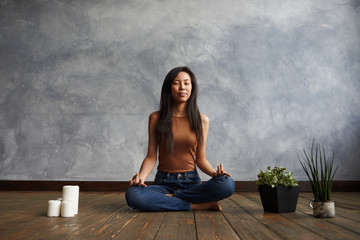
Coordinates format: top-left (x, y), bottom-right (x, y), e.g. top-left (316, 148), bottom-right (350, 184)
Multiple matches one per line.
top-left (125, 170), bottom-right (235, 211)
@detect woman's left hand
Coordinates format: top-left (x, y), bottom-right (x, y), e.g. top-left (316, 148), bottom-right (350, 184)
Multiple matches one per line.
top-left (214, 163), bottom-right (231, 177)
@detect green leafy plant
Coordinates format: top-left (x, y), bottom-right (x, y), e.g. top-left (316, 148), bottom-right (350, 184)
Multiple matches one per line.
top-left (256, 166), bottom-right (299, 188)
top-left (298, 140), bottom-right (339, 202)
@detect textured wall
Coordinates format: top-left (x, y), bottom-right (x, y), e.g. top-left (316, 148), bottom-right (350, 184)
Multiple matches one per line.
top-left (0, 0), bottom-right (359, 181)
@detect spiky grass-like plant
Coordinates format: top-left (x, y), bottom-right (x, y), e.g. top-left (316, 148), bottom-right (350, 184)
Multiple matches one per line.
top-left (298, 140), bottom-right (339, 202)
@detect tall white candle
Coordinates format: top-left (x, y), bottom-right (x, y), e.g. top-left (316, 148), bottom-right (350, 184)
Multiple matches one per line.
top-left (61, 201), bottom-right (74, 217)
top-left (62, 185), bottom-right (79, 214)
top-left (47, 200), bottom-right (61, 217)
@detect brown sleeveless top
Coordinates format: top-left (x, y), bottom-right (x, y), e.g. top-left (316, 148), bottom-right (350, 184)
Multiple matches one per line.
top-left (157, 116), bottom-right (197, 173)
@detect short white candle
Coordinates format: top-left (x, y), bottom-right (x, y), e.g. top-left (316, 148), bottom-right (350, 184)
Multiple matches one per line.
top-left (47, 200), bottom-right (61, 217)
top-left (61, 201), bottom-right (74, 217)
top-left (62, 185), bottom-right (79, 214)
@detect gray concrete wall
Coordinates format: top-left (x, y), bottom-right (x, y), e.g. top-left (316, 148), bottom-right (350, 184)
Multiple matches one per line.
top-left (0, 0), bottom-right (359, 181)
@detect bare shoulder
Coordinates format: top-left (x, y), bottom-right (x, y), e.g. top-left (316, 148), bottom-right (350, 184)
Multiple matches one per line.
top-left (200, 113), bottom-right (209, 123)
top-left (148, 111), bottom-right (160, 126)
top-left (148, 111), bottom-right (159, 133)
top-left (200, 113), bottom-right (210, 126)
top-left (149, 111), bottom-right (160, 120)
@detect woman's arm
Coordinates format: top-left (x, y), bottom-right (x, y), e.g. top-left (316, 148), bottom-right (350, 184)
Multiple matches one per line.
top-left (129, 112), bottom-right (159, 187)
top-left (195, 114), bottom-right (231, 177)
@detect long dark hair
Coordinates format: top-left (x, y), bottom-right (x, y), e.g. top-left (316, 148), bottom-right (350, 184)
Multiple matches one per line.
top-left (156, 66), bottom-right (203, 152)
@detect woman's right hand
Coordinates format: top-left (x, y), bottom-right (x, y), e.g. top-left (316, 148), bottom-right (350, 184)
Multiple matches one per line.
top-left (129, 173), bottom-right (147, 187)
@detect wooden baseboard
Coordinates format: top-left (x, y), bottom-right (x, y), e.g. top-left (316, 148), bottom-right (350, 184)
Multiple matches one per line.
top-left (0, 180), bottom-right (358, 192)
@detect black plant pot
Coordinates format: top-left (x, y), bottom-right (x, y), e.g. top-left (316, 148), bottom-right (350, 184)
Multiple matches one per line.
top-left (258, 185), bottom-right (300, 213)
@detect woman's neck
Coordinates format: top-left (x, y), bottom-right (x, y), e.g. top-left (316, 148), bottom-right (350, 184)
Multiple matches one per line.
top-left (172, 103), bottom-right (187, 117)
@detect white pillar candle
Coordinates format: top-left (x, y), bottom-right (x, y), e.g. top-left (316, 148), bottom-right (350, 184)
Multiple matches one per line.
top-left (47, 200), bottom-right (61, 217)
top-left (61, 201), bottom-right (74, 217)
top-left (62, 185), bottom-right (79, 214)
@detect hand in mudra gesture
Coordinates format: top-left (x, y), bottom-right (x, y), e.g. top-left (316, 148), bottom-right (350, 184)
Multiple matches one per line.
top-left (214, 163), bottom-right (231, 177)
top-left (129, 173), bottom-right (147, 187)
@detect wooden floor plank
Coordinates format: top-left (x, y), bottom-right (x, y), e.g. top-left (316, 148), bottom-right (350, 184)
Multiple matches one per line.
top-left (43, 193), bottom-right (130, 238)
top-left (245, 192), bottom-right (360, 240)
top-left (331, 192), bottom-right (360, 202)
top-left (301, 192), bottom-right (360, 210)
top-left (70, 193), bottom-right (140, 239)
top-left (1, 191), bottom-right (359, 240)
top-left (0, 191), bottom-right (64, 239)
top-left (298, 194), bottom-right (360, 222)
top-left (297, 195), bottom-right (360, 235)
top-left (221, 197), bottom-right (282, 240)
top-left (0, 192), bottom-right (137, 240)
top-left (155, 211), bottom-right (197, 240)
top-left (194, 207), bottom-right (240, 240)
top-left (112, 211), bottom-right (166, 240)
top-left (230, 193), bottom-right (324, 240)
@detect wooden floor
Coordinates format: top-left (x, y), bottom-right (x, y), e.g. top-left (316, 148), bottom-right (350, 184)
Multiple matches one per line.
top-left (0, 191), bottom-right (359, 240)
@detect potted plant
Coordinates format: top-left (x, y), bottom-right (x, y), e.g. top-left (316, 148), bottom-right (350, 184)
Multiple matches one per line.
top-left (256, 166), bottom-right (300, 213)
top-left (298, 140), bottom-right (339, 218)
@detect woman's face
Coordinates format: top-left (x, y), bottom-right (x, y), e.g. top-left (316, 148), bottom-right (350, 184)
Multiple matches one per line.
top-left (171, 71), bottom-right (192, 104)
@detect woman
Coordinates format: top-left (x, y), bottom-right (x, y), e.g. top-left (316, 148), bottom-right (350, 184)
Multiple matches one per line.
top-left (125, 66), bottom-right (234, 211)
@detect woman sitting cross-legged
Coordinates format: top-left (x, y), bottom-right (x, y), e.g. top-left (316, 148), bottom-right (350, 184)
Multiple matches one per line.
top-left (125, 66), bottom-right (235, 211)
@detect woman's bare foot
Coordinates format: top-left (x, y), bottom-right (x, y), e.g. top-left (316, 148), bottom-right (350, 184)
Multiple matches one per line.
top-left (191, 201), bottom-right (222, 211)
top-left (163, 193), bottom-right (221, 211)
